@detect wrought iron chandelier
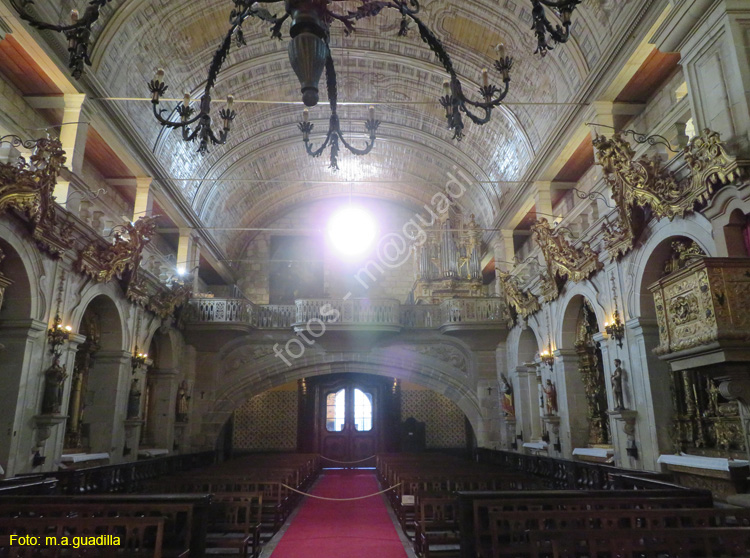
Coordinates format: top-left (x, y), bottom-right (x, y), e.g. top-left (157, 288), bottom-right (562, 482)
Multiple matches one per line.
top-left (11, 0), bottom-right (584, 167)
top-left (148, 0), bottom-right (514, 167)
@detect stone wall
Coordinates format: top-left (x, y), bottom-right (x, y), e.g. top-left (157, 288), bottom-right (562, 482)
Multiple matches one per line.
top-left (401, 382), bottom-right (467, 449)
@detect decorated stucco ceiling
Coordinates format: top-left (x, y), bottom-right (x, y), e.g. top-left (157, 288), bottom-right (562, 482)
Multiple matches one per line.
top-left (36, 0), bottom-right (632, 259)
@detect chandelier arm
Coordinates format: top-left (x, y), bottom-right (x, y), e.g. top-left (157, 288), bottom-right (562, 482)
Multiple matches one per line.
top-left (303, 130), bottom-right (334, 158)
top-left (336, 131), bottom-right (376, 156)
top-left (455, 78), bottom-right (510, 111)
top-left (9, 0), bottom-right (108, 32)
top-left (151, 104), bottom-right (202, 129)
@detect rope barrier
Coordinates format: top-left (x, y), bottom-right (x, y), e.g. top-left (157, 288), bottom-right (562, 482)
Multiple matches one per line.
top-left (281, 482), bottom-right (401, 501)
top-left (318, 454), bottom-right (377, 464)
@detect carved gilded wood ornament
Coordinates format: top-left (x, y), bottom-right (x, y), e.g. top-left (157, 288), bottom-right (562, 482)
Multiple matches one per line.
top-left (594, 129), bottom-right (748, 260)
top-left (649, 258), bottom-right (750, 356)
top-left (531, 218), bottom-right (603, 288)
top-left (498, 270), bottom-right (541, 319)
top-left (0, 136), bottom-right (71, 257)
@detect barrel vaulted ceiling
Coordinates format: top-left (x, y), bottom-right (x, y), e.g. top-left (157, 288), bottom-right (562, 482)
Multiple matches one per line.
top-left (29, 0), bottom-right (634, 259)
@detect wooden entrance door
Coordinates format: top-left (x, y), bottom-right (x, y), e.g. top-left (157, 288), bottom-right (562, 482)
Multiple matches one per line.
top-left (319, 379), bottom-right (379, 464)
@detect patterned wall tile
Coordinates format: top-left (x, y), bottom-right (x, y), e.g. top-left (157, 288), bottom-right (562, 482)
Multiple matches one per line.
top-left (401, 390), bottom-right (466, 448)
top-left (233, 391), bottom-right (298, 450)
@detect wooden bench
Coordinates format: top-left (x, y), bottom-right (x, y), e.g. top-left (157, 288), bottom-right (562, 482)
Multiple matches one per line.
top-left (0, 493), bottom-right (211, 558)
top-left (416, 496), bottom-right (461, 558)
top-left (0, 516), bottom-right (165, 557)
top-left (205, 493), bottom-right (262, 558)
top-left (522, 527), bottom-right (750, 558)
top-left (489, 507), bottom-right (750, 558)
top-left (0, 502), bottom-right (194, 558)
top-left (457, 489), bottom-right (714, 558)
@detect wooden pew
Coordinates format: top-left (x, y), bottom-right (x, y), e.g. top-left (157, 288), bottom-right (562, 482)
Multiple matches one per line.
top-left (0, 493), bottom-right (211, 558)
top-left (489, 507), bottom-right (750, 558)
top-left (524, 527), bottom-right (750, 558)
top-left (416, 495), bottom-right (461, 558)
top-left (0, 516), bottom-right (165, 557)
top-left (0, 502), bottom-right (194, 558)
top-left (456, 489), bottom-right (713, 558)
top-left (205, 494), bottom-right (262, 558)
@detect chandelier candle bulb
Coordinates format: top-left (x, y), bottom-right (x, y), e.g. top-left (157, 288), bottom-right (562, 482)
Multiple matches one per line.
top-left (368, 105), bottom-right (375, 120)
top-left (227, 95), bottom-right (234, 110)
top-left (482, 69), bottom-right (489, 87)
top-left (443, 81), bottom-right (451, 97)
top-left (183, 93), bottom-right (190, 107)
top-left (495, 43), bottom-right (506, 59)
top-left (70, 9), bottom-right (79, 23)
top-left (303, 108), bottom-right (309, 123)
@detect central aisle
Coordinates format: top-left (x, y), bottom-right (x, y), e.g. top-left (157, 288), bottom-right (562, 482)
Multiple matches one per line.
top-left (270, 469), bottom-right (409, 558)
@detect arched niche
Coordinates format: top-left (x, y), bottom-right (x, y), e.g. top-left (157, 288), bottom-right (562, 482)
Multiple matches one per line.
top-left (0, 238), bottom-right (32, 321)
top-left (0, 236), bottom-right (38, 477)
top-left (64, 294), bottom-right (125, 454)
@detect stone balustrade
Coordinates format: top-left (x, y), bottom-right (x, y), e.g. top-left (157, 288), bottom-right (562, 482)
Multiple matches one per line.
top-left (188, 296), bottom-right (506, 330)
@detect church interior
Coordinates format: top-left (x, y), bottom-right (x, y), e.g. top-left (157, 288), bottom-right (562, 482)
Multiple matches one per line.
top-left (2, 0), bottom-right (750, 556)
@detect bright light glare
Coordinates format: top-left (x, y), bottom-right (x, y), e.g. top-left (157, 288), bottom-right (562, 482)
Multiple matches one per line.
top-left (327, 206), bottom-right (377, 258)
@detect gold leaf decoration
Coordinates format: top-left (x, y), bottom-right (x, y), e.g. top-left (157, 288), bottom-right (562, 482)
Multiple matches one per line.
top-left (76, 216), bottom-right (158, 287)
top-left (531, 218), bottom-right (603, 285)
top-left (498, 271), bottom-right (541, 319)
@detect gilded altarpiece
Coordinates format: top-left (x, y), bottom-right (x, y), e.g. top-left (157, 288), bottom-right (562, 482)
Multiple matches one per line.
top-left (64, 311), bottom-right (101, 450)
top-left (651, 257), bottom-right (750, 459)
top-left (575, 302), bottom-right (610, 446)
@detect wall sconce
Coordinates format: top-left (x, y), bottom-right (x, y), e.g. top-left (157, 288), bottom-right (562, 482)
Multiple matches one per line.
top-left (540, 349), bottom-right (554, 369)
top-left (48, 315), bottom-right (73, 355)
top-left (604, 311), bottom-right (625, 349)
top-left (605, 274), bottom-right (625, 348)
top-left (131, 345), bottom-right (148, 374)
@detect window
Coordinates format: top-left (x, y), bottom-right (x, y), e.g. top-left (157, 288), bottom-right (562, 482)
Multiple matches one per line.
top-left (353, 389), bottom-right (373, 431)
top-left (326, 389), bottom-right (345, 432)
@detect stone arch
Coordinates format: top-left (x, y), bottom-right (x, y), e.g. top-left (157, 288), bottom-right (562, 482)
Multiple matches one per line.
top-left (556, 286), bottom-right (605, 351)
top-left (64, 292), bottom-right (126, 454)
top-left (505, 322), bottom-right (542, 372)
top-left (0, 222), bottom-right (45, 322)
top-left (702, 184), bottom-right (750, 257)
top-left (199, 349), bottom-right (482, 450)
top-left (722, 208), bottom-right (749, 257)
top-left (70, 288), bottom-right (126, 353)
top-left (630, 215), bottom-right (716, 320)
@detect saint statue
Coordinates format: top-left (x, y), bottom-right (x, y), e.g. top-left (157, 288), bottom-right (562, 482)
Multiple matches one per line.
top-left (127, 378), bottom-right (141, 419)
top-left (176, 380), bottom-right (190, 422)
top-left (543, 379), bottom-right (558, 415)
top-left (500, 374), bottom-right (515, 418)
top-left (611, 359), bottom-right (625, 410)
top-left (41, 357), bottom-right (68, 415)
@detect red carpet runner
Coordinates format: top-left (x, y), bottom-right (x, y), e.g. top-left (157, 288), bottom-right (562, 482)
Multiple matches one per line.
top-left (270, 469), bottom-right (408, 558)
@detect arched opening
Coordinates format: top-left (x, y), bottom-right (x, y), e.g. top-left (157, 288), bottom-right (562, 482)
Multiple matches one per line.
top-left (723, 208), bottom-right (750, 257)
top-left (141, 331), bottom-right (181, 453)
top-left (559, 295), bottom-right (606, 452)
top-left (0, 239), bottom-right (34, 476)
top-left (513, 327), bottom-right (543, 443)
top-left (642, 236), bottom-right (744, 458)
top-left (64, 295), bottom-right (123, 455)
top-left (227, 374), bottom-right (470, 460)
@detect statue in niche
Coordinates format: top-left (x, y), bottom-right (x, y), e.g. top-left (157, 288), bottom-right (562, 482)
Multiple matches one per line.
top-left (543, 379), bottom-right (558, 415)
top-left (611, 359), bottom-right (625, 410)
top-left (127, 378), bottom-right (141, 419)
top-left (176, 380), bottom-right (190, 422)
top-left (41, 357), bottom-right (68, 415)
top-left (501, 374), bottom-right (515, 417)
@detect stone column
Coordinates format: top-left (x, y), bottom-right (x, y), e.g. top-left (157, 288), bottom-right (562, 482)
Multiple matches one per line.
top-left (0, 319), bottom-right (47, 476)
top-left (516, 364), bottom-right (543, 443)
top-left (553, 349), bottom-right (589, 458)
top-left (625, 317), bottom-right (673, 470)
top-left (144, 367), bottom-right (179, 450)
top-left (84, 350), bottom-right (131, 461)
